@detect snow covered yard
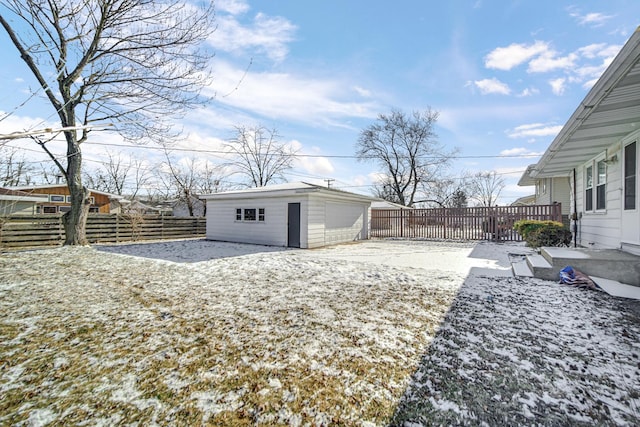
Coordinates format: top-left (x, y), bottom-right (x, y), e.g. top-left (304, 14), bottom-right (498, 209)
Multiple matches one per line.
top-left (0, 239), bottom-right (638, 426)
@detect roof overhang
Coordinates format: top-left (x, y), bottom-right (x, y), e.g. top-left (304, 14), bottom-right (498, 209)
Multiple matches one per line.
top-left (201, 182), bottom-right (376, 204)
top-left (532, 26), bottom-right (640, 179)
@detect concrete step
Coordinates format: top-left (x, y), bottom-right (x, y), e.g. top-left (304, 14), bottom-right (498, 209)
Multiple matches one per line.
top-left (541, 247), bottom-right (640, 287)
top-left (526, 254), bottom-right (557, 281)
top-left (511, 259), bottom-right (534, 277)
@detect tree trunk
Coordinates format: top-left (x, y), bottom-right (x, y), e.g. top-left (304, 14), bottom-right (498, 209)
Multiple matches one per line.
top-left (62, 140), bottom-right (90, 245)
top-left (63, 188), bottom-right (90, 245)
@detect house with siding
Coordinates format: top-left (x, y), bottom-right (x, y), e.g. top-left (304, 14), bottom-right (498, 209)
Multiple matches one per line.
top-left (0, 187), bottom-right (49, 216)
top-left (522, 27), bottom-right (640, 255)
top-left (8, 184), bottom-right (126, 214)
top-left (201, 182), bottom-right (374, 248)
top-left (518, 164), bottom-right (571, 224)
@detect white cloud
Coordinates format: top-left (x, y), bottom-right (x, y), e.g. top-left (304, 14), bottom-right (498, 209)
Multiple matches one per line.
top-left (215, 0), bottom-right (250, 15)
top-left (205, 61), bottom-right (380, 126)
top-left (507, 123), bottom-right (563, 138)
top-left (528, 51), bottom-right (577, 73)
top-left (517, 87), bottom-right (539, 97)
top-left (569, 9), bottom-right (614, 27)
top-left (549, 78), bottom-right (566, 95)
top-left (499, 147), bottom-right (544, 157)
top-left (472, 78), bottom-right (511, 95)
top-left (208, 11), bottom-right (297, 62)
top-left (353, 86), bottom-right (372, 97)
top-left (484, 41), bottom-right (549, 70)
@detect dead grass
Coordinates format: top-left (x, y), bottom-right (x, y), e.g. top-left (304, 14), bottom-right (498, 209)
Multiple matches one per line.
top-left (0, 246), bottom-right (463, 426)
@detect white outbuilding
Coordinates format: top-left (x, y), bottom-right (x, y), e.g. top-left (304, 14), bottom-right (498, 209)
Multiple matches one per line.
top-left (200, 182), bottom-right (374, 248)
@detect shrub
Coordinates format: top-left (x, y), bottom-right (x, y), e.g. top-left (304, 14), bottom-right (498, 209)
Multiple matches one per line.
top-left (513, 219), bottom-right (564, 241)
top-left (518, 221), bottom-right (572, 248)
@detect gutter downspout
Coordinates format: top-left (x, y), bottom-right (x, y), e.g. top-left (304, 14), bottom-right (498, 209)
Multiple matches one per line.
top-left (572, 168), bottom-right (578, 248)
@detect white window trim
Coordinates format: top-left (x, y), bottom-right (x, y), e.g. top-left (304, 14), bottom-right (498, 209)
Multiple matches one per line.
top-left (584, 153), bottom-right (607, 214)
top-left (235, 207), bottom-right (266, 222)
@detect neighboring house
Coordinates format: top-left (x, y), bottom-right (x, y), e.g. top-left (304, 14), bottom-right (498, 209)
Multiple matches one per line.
top-left (0, 187), bottom-right (49, 216)
top-left (9, 184), bottom-right (127, 214)
top-left (371, 199), bottom-right (413, 230)
top-left (518, 164), bottom-right (571, 224)
top-left (510, 194), bottom-right (536, 207)
top-left (523, 27), bottom-right (640, 255)
top-left (201, 182), bottom-right (374, 248)
top-left (172, 196), bottom-right (206, 217)
top-left (122, 199), bottom-right (171, 215)
top-left (371, 200), bottom-right (412, 210)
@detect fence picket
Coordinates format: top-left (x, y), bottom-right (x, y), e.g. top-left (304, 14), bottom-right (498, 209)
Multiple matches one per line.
top-left (0, 214), bottom-right (206, 249)
top-left (371, 204), bottom-right (562, 241)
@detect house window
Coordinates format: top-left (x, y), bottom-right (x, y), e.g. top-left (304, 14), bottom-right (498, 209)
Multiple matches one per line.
top-left (236, 208), bottom-right (242, 220)
top-left (625, 142), bottom-right (636, 210)
top-left (88, 196), bottom-right (95, 204)
top-left (89, 206), bottom-right (100, 213)
top-left (596, 159), bottom-right (606, 210)
top-left (42, 206), bottom-right (57, 214)
top-left (66, 195), bottom-right (72, 203)
top-left (49, 195), bottom-right (65, 203)
top-left (258, 208), bottom-right (265, 222)
top-left (59, 206), bottom-right (71, 213)
top-left (243, 208), bottom-right (256, 221)
top-left (585, 165), bottom-right (593, 211)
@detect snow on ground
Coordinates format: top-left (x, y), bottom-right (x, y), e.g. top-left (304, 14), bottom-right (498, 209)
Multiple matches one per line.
top-left (1, 238), bottom-right (639, 426)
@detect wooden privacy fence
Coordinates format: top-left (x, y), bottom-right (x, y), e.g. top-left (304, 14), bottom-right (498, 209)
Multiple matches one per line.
top-left (371, 204), bottom-right (562, 241)
top-left (0, 214), bottom-right (206, 249)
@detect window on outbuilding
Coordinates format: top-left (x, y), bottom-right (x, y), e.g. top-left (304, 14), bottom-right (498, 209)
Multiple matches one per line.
top-left (235, 208), bottom-right (265, 222)
top-left (244, 208), bottom-right (256, 221)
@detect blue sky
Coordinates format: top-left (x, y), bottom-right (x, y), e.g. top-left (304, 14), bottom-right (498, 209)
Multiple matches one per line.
top-left (2, 0), bottom-right (640, 203)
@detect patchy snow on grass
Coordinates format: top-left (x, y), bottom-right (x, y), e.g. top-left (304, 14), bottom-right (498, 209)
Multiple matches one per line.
top-left (1, 238), bottom-right (638, 426)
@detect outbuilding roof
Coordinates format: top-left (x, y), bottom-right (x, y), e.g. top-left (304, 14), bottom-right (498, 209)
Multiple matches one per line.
top-left (201, 181), bottom-right (376, 203)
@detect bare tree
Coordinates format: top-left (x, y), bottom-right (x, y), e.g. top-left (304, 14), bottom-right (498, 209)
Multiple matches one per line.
top-left (84, 152), bottom-right (151, 198)
top-left (0, 146), bottom-right (33, 186)
top-left (467, 171), bottom-right (505, 207)
top-left (84, 152), bottom-right (130, 195)
top-left (157, 153), bottom-right (225, 216)
top-left (417, 178), bottom-right (468, 208)
top-left (0, 0), bottom-right (215, 244)
top-left (225, 125), bottom-right (296, 187)
top-left (356, 109), bottom-right (457, 207)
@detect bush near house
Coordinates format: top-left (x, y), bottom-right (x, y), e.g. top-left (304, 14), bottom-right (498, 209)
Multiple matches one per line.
top-left (513, 219), bottom-right (572, 248)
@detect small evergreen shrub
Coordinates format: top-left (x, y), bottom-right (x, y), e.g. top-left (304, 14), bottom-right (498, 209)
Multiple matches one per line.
top-left (513, 219), bottom-right (563, 240)
top-left (514, 220), bottom-right (571, 248)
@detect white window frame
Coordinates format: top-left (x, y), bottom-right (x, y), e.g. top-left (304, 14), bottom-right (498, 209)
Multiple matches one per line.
top-left (585, 164), bottom-right (593, 212)
top-left (595, 157), bottom-right (607, 211)
top-left (584, 154), bottom-right (607, 213)
top-left (235, 208), bottom-right (266, 222)
top-left (49, 194), bottom-right (65, 203)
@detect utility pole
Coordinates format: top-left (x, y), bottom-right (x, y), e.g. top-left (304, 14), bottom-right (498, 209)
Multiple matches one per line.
top-left (324, 178), bottom-right (334, 188)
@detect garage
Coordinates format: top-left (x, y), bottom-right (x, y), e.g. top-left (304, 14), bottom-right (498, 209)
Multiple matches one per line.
top-left (201, 182), bottom-right (374, 248)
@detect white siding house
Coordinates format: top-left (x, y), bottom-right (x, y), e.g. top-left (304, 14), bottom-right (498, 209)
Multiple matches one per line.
top-left (518, 165), bottom-right (572, 223)
top-left (524, 27), bottom-right (640, 255)
top-left (201, 182), bottom-right (374, 248)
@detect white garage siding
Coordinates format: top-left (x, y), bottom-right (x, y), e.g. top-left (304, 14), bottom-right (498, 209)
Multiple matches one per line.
top-left (206, 197), bottom-right (306, 247)
top-left (324, 201), bottom-right (367, 246)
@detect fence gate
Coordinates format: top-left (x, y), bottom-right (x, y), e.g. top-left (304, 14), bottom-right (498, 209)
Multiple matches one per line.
top-left (370, 204), bottom-right (562, 242)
